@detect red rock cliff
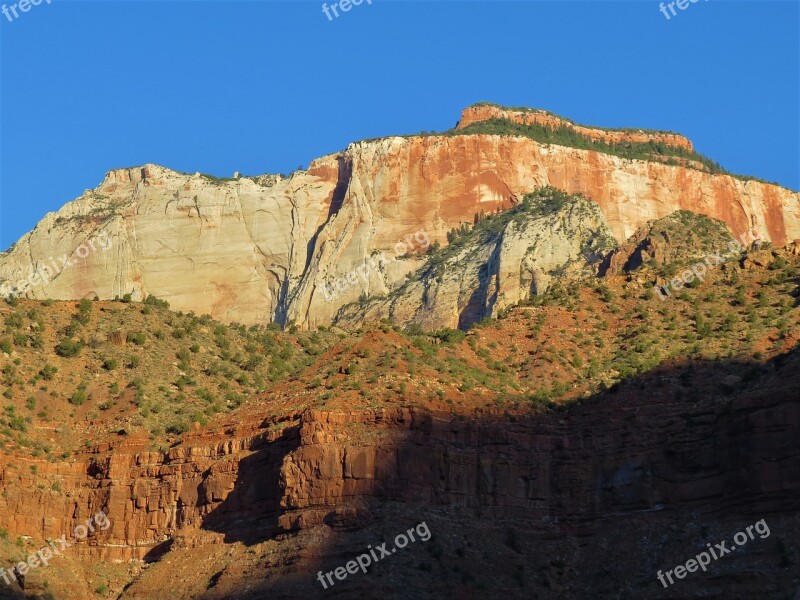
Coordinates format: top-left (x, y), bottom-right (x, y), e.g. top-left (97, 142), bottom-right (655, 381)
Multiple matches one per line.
top-left (0, 108), bottom-right (797, 329)
top-left (457, 103), bottom-right (695, 151)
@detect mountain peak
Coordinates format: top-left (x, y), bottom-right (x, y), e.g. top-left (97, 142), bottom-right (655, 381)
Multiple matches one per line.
top-left (457, 102), bottom-right (694, 152)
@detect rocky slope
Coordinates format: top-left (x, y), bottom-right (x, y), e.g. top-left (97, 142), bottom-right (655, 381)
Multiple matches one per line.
top-left (2, 346), bottom-right (799, 599)
top-left (0, 105), bottom-right (798, 329)
top-left (335, 187), bottom-right (618, 330)
top-left (601, 209), bottom-right (746, 276)
top-left (117, 362), bottom-right (800, 600)
top-left (0, 245), bottom-right (798, 598)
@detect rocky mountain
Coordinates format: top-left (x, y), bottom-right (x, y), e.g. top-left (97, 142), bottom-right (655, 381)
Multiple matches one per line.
top-left (335, 187), bottom-right (618, 330)
top-left (601, 209), bottom-right (746, 276)
top-left (1, 104), bottom-right (799, 598)
top-left (456, 103), bottom-right (697, 152)
top-left (0, 243), bottom-right (798, 599)
top-left (1, 104), bottom-right (798, 330)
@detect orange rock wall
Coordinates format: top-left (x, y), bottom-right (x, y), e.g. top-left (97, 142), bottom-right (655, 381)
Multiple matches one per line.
top-left (332, 134), bottom-right (798, 250)
top-left (456, 104), bottom-right (695, 151)
top-left (2, 375), bottom-right (797, 565)
top-left (1, 110), bottom-right (797, 329)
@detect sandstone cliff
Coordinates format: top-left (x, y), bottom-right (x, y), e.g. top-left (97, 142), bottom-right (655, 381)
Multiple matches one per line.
top-left (335, 188), bottom-right (618, 330)
top-left (457, 102), bottom-right (695, 151)
top-left (2, 351), bottom-right (797, 599)
top-left (1, 105), bottom-right (797, 329)
top-left (0, 249), bottom-right (798, 598)
top-left (601, 210), bottom-right (742, 275)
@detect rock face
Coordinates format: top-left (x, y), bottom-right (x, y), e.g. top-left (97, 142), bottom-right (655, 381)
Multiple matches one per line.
top-left (456, 103), bottom-right (696, 151)
top-left (335, 188), bottom-right (618, 330)
top-left (0, 418), bottom-right (300, 564)
top-left (601, 210), bottom-right (744, 275)
top-left (1, 106), bottom-right (798, 329)
top-left (1, 352), bottom-right (798, 599)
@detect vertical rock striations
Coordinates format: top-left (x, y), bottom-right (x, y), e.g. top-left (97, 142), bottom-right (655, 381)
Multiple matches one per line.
top-left (1, 106), bottom-right (797, 328)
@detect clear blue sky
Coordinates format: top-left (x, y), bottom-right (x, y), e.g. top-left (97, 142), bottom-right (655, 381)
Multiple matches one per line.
top-left (1, 0), bottom-right (798, 250)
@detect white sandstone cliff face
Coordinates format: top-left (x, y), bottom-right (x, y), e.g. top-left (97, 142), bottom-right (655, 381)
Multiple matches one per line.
top-left (1, 124), bottom-right (798, 329)
top-left (334, 193), bottom-right (618, 330)
top-left (0, 165), bottom-right (338, 325)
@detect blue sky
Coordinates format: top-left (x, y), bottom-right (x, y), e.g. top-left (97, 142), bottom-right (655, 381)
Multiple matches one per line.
top-left (1, 0), bottom-right (798, 250)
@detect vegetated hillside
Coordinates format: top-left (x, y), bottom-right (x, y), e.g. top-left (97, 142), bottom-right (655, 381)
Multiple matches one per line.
top-left (272, 242), bottom-right (800, 417)
top-left (335, 190), bottom-right (754, 331)
top-left (0, 296), bottom-right (341, 456)
top-left (1, 239), bottom-right (797, 459)
top-left (602, 209), bottom-right (741, 275)
top-left (117, 351), bottom-right (800, 600)
top-left (0, 243), bottom-right (797, 600)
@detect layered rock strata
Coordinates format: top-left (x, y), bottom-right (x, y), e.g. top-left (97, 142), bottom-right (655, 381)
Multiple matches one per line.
top-left (1, 107), bottom-right (797, 329)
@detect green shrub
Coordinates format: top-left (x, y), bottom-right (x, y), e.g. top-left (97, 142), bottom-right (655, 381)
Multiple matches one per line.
top-left (8, 415), bottom-right (28, 433)
top-left (242, 354), bottom-right (262, 371)
top-left (769, 256), bottom-right (787, 271)
top-left (39, 365), bottom-right (57, 380)
top-left (175, 375), bottom-right (195, 389)
top-left (7, 413), bottom-right (26, 432)
top-left (757, 289), bottom-right (768, 308)
top-left (144, 295), bottom-right (170, 309)
top-left (225, 392), bottom-right (244, 407)
top-left (166, 420), bottom-right (189, 435)
top-left (432, 328), bottom-right (466, 344)
top-left (686, 277), bottom-right (702, 289)
top-left (126, 332), bottom-right (146, 346)
top-left (734, 284), bottom-right (747, 306)
top-left (70, 388), bottom-right (88, 406)
top-left (78, 297), bottom-right (92, 314)
top-left (4, 312), bottom-right (24, 329)
top-left (595, 283), bottom-right (614, 303)
top-left (55, 338), bottom-right (83, 358)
